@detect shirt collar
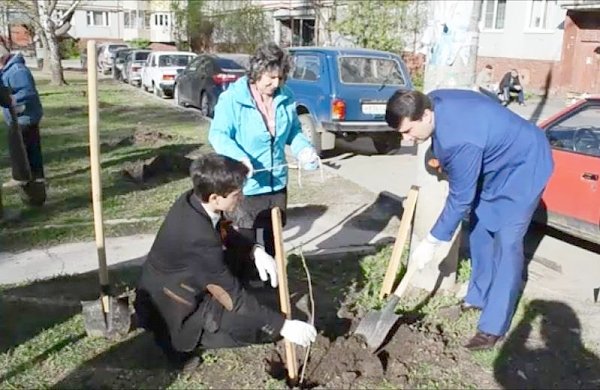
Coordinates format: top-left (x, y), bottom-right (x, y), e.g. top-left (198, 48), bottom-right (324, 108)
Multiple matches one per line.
top-left (200, 200), bottom-right (221, 229)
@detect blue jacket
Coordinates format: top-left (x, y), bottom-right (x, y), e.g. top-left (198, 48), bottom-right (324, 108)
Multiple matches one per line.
top-left (209, 76), bottom-right (313, 196)
top-left (429, 89), bottom-right (554, 241)
top-left (1, 54), bottom-right (43, 126)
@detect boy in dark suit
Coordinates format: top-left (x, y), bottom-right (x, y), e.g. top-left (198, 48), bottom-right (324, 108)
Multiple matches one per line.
top-left (134, 153), bottom-right (316, 372)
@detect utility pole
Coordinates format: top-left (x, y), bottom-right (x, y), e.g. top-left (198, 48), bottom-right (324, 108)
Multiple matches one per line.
top-left (409, 0), bottom-right (483, 292)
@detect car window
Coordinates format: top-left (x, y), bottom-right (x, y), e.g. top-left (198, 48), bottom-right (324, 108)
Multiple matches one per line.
top-left (338, 56), bottom-right (405, 86)
top-left (546, 104), bottom-right (600, 157)
top-left (215, 57), bottom-right (246, 71)
top-left (158, 54), bottom-right (193, 67)
top-left (134, 52), bottom-right (149, 61)
top-left (291, 55), bottom-right (320, 81)
top-left (109, 45), bottom-right (128, 53)
top-left (187, 58), bottom-right (201, 72)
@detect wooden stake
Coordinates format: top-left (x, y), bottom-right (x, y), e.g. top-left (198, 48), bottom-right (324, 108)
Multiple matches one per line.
top-left (379, 186), bottom-right (419, 299)
top-left (271, 207), bottom-right (298, 382)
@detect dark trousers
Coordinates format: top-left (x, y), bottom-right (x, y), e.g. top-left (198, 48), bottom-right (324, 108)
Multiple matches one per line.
top-left (503, 87), bottom-right (525, 104)
top-left (136, 286), bottom-right (279, 364)
top-left (19, 123), bottom-right (45, 180)
top-left (226, 188), bottom-right (287, 257)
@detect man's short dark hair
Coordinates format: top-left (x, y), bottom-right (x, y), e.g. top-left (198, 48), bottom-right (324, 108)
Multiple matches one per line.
top-left (485, 64), bottom-right (493, 70)
top-left (189, 153), bottom-right (248, 202)
top-left (385, 90), bottom-right (432, 130)
top-left (247, 42), bottom-right (291, 83)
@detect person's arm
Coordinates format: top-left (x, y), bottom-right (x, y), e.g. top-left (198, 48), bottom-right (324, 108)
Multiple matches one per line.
top-left (499, 72), bottom-right (510, 90)
top-left (190, 241), bottom-right (285, 333)
top-left (6, 67), bottom-right (37, 106)
top-left (430, 143), bottom-right (483, 241)
top-left (282, 87), bottom-right (313, 156)
top-left (208, 91), bottom-right (249, 162)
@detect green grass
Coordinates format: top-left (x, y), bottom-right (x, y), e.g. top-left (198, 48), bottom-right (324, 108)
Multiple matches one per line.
top-left (0, 71), bottom-right (327, 252)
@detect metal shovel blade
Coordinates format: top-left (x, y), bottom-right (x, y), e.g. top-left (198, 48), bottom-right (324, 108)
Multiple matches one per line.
top-left (81, 295), bottom-right (131, 339)
top-left (354, 295), bottom-right (400, 351)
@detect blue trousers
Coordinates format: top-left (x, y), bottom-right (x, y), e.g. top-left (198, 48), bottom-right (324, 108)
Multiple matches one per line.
top-left (465, 197), bottom-right (540, 336)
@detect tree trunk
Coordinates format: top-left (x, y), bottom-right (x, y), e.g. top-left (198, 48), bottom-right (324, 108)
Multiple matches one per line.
top-left (409, 0), bottom-right (483, 292)
top-left (38, 0), bottom-right (66, 85)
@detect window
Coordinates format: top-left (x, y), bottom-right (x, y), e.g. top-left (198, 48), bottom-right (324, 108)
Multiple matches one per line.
top-left (86, 11), bottom-right (110, 27)
top-left (158, 54), bottom-right (193, 67)
top-left (153, 13), bottom-right (170, 27)
top-left (528, 0), bottom-right (551, 30)
top-left (546, 104), bottom-right (600, 157)
top-left (124, 10), bottom-right (137, 28)
top-left (338, 57), bottom-right (406, 86)
top-left (291, 55), bottom-right (320, 81)
top-left (143, 11), bottom-right (151, 29)
top-left (483, 0), bottom-right (506, 30)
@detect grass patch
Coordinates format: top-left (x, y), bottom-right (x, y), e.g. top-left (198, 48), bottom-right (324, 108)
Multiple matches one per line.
top-left (0, 71), bottom-right (328, 252)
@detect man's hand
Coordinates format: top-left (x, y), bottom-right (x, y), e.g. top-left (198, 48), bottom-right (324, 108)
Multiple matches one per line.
top-left (280, 320), bottom-right (317, 347)
top-left (411, 233), bottom-right (442, 270)
top-left (253, 246), bottom-right (278, 288)
top-left (297, 147), bottom-right (319, 171)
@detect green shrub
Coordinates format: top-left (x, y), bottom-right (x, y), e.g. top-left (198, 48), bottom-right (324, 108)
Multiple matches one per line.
top-left (59, 38), bottom-right (80, 59)
top-left (127, 39), bottom-right (151, 49)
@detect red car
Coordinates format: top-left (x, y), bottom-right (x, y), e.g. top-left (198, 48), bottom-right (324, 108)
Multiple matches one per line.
top-left (538, 97), bottom-right (600, 244)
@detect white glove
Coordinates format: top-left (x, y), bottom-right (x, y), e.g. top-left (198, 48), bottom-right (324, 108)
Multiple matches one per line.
top-left (297, 147), bottom-right (319, 171)
top-left (240, 158), bottom-right (253, 178)
top-left (411, 233), bottom-right (442, 270)
top-left (280, 320), bottom-right (317, 347)
top-left (252, 245), bottom-right (278, 288)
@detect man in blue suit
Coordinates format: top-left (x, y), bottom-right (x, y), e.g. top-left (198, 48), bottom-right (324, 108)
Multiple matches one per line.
top-left (385, 89), bottom-right (553, 350)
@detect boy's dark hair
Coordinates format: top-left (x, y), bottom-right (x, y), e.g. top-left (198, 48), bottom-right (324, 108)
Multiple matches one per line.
top-left (385, 90), bottom-right (432, 130)
top-left (485, 64), bottom-right (493, 70)
top-left (189, 153), bottom-right (248, 202)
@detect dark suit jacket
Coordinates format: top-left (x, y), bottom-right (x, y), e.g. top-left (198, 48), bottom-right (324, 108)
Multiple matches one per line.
top-left (136, 190), bottom-right (285, 352)
top-left (499, 72), bottom-right (522, 90)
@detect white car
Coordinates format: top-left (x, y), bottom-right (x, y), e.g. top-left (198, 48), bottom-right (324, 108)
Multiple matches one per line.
top-left (141, 51), bottom-right (197, 98)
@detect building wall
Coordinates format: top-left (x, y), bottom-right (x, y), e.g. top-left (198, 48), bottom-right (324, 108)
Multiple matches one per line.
top-left (478, 0), bottom-right (566, 61)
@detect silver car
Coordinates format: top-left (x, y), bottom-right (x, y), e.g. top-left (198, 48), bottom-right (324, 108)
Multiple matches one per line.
top-left (123, 50), bottom-right (151, 86)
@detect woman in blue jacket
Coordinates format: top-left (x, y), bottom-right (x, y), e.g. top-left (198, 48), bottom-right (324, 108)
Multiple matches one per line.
top-left (209, 43), bottom-right (318, 258)
top-left (385, 89), bottom-right (553, 350)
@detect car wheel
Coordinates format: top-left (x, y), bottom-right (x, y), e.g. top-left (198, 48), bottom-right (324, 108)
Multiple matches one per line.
top-left (372, 133), bottom-right (401, 155)
top-left (153, 83), bottom-right (163, 98)
top-left (174, 85), bottom-right (184, 107)
top-left (298, 113), bottom-right (322, 155)
top-left (200, 92), bottom-right (212, 117)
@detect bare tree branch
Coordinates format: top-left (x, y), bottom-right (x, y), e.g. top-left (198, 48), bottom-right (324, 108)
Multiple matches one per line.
top-left (48, 0), bottom-right (58, 16)
top-left (57, 0), bottom-right (81, 27)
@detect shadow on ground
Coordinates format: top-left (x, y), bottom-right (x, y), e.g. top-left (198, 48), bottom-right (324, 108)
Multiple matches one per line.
top-left (494, 299), bottom-right (600, 389)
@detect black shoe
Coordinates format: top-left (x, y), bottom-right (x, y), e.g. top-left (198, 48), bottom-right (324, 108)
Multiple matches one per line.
top-left (167, 351), bottom-right (201, 373)
top-left (464, 331), bottom-right (501, 351)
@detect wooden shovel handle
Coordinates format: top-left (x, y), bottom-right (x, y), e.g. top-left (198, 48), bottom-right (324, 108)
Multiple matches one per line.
top-left (87, 40), bottom-right (109, 290)
top-left (271, 207), bottom-right (298, 381)
top-left (379, 186), bottom-right (419, 299)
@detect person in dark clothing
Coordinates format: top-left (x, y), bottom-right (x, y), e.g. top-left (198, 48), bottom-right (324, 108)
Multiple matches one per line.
top-left (499, 69), bottom-right (525, 106)
top-left (0, 44), bottom-right (45, 188)
top-left (134, 153), bottom-right (316, 372)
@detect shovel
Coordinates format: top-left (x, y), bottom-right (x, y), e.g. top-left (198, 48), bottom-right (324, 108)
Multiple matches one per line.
top-left (354, 260), bottom-right (420, 351)
top-left (80, 40), bottom-right (130, 338)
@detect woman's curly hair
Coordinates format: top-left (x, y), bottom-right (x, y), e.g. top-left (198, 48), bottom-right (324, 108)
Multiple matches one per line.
top-left (247, 42), bottom-right (291, 83)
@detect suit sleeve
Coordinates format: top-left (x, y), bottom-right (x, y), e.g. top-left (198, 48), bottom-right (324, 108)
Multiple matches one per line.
top-left (189, 241), bottom-right (285, 334)
top-left (430, 143), bottom-right (483, 241)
